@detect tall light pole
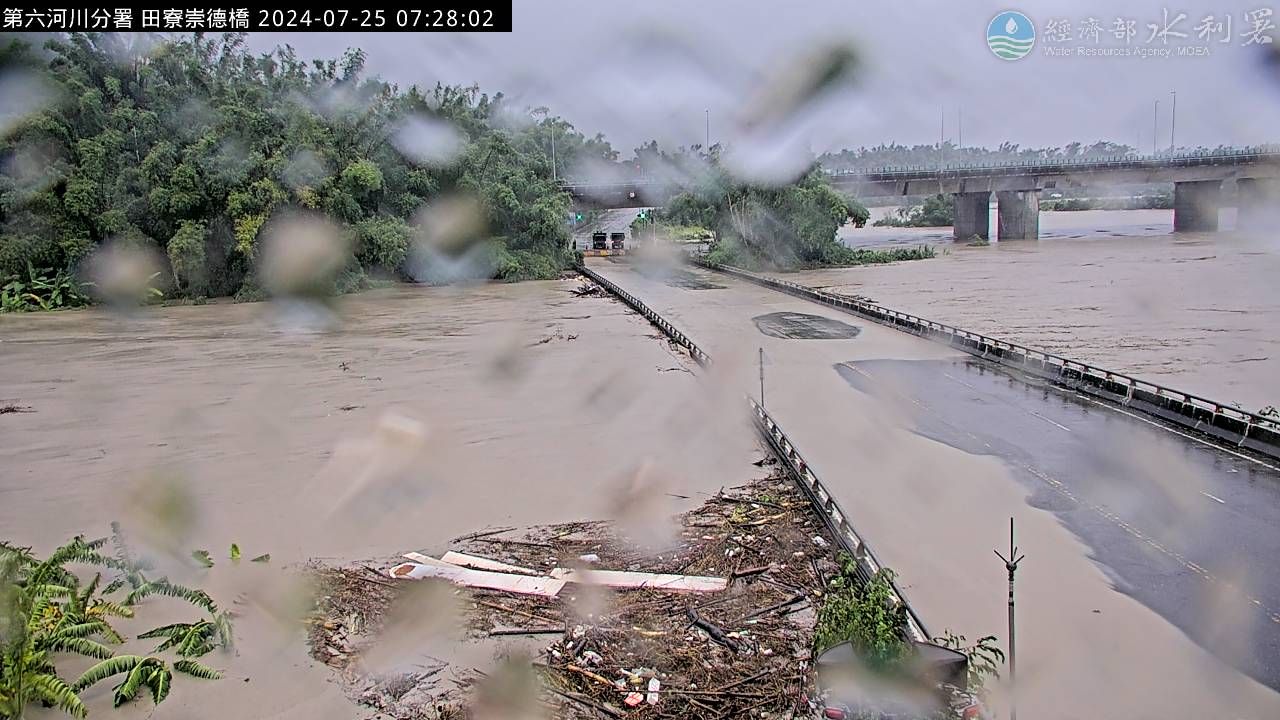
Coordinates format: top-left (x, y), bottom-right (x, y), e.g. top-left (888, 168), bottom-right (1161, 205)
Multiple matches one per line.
top-left (1153, 99), bottom-right (1160, 156)
top-left (940, 105), bottom-right (946, 165)
top-left (957, 106), bottom-right (963, 153)
top-left (705, 108), bottom-right (710, 151)
top-left (1169, 90), bottom-right (1177, 154)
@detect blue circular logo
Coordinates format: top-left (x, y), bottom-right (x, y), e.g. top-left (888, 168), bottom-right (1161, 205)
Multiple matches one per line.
top-left (988, 11), bottom-right (1036, 60)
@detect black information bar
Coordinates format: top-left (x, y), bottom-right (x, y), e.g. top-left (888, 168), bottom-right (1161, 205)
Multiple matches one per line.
top-left (1, 4), bottom-right (512, 32)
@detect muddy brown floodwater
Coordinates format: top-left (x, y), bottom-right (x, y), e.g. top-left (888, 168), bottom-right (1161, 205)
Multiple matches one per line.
top-left (813, 208), bottom-right (1280, 409)
top-left (0, 278), bottom-right (756, 719)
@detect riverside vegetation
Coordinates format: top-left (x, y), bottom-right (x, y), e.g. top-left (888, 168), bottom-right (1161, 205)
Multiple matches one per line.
top-left (0, 525), bottom-right (237, 719)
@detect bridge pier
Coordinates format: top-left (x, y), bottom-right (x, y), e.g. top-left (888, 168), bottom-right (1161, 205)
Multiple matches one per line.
top-left (952, 191), bottom-right (991, 241)
top-left (1235, 178), bottom-right (1280, 231)
top-left (996, 190), bottom-right (1040, 240)
top-left (1173, 180), bottom-right (1221, 232)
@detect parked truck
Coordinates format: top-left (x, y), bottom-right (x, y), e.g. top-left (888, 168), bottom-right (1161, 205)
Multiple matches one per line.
top-left (610, 232), bottom-right (626, 250)
top-left (591, 231), bottom-right (608, 250)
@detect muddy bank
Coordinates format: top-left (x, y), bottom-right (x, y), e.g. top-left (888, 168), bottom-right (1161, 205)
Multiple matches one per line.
top-left (1, 277), bottom-right (757, 719)
top-left (810, 211), bottom-right (1280, 408)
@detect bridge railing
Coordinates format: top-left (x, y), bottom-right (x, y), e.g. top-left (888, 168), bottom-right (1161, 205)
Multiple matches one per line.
top-left (821, 145), bottom-right (1280, 180)
top-left (562, 146), bottom-right (1280, 191)
top-left (577, 261), bottom-right (931, 643)
top-left (694, 260), bottom-right (1280, 461)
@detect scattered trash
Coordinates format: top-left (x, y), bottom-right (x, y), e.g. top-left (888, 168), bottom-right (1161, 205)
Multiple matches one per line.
top-left (646, 676), bottom-right (660, 705)
top-left (578, 553), bottom-right (601, 564)
top-left (813, 535), bottom-right (829, 548)
top-left (624, 691), bottom-right (644, 707)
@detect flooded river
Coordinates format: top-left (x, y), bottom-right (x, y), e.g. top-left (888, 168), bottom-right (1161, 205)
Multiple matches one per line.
top-left (0, 279), bottom-right (756, 718)
top-left (811, 207), bottom-right (1280, 409)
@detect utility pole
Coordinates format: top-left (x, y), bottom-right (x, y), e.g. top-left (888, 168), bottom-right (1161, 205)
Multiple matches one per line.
top-left (705, 108), bottom-right (710, 151)
top-left (551, 129), bottom-right (557, 183)
top-left (1169, 90), bottom-right (1177, 154)
top-left (939, 105), bottom-right (945, 165)
top-left (995, 517), bottom-right (1026, 720)
top-left (1152, 99), bottom-right (1160, 156)
top-left (957, 106), bottom-right (963, 153)
top-left (758, 347), bottom-right (766, 408)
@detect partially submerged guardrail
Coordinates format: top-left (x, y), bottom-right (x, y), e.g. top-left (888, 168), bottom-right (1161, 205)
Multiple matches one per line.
top-left (577, 262), bottom-right (930, 642)
top-left (696, 260), bottom-right (1280, 461)
top-left (578, 264), bottom-right (711, 368)
top-left (748, 396), bottom-right (929, 642)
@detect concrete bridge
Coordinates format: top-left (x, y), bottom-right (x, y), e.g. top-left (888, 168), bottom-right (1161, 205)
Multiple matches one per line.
top-left (563, 148), bottom-right (1280, 240)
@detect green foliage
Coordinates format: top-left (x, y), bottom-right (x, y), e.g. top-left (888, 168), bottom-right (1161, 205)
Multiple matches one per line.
top-left (820, 140), bottom-right (1140, 172)
top-left (934, 630), bottom-right (1005, 693)
top-left (166, 221), bottom-right (207, 295)
top-left (873, 194), bottom-right (954, 227)
top-left (493, 245), bottom-right (574, 282)
top-left (1, 264), bottom-right (90, 312)
top-left (1040, 192), bottom-right (1173, 211)
top-left (0, 527), bottom-right (228, 718)
top-left (1, 33), bottom-right (583, 302)
top-left (635, 156), bottom-right (872, 269)
top-left (353, 216), bottom-right (411, 273)
top-left (813, 556), bottom-right (910, 669)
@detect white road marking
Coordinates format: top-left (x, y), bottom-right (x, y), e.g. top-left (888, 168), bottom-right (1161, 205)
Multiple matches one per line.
top-left (1200, 491), bottom-right (1226, 504)
top-left (1029, 410), bottom-right (1073, 433)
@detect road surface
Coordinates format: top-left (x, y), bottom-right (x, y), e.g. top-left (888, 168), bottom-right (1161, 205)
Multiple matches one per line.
top-left (588, 254), bottom-right (1280, 720)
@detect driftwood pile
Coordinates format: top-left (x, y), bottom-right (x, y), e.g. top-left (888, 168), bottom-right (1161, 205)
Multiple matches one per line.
top-left (307, 460), bottom-right (844, 719)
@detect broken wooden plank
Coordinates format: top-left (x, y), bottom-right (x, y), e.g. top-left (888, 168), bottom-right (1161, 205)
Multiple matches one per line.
top-left (437, 551), bottom-right (541, 576)
top-left (549, 568), bottom-right (727, 593)
top-left (387, 562), bottom-right (566, 598)
top-left (487, 626), bottom-right (566, 636)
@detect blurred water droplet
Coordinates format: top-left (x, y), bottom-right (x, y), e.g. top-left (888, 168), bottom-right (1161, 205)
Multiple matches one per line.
top-left (361, 578), bottom-right (462, 673)
top-left (393, 114), bottom-right (464, 167)
top-left (258, 212), bottom-right (351, 298)
top-left (0, 70), bottom-right (55, 136)
top-left (405, 195), bottom-right (494, 284)
top-left (282, 150), bottom-right (331, 192)
top-left (86, 240), bottom-right (166, 309)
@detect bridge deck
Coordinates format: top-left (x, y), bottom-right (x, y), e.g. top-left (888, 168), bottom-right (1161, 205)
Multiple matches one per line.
top-left (587, 256), bottom-right (1280, 720)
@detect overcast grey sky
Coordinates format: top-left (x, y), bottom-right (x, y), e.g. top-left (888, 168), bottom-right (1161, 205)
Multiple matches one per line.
top-left (251, 1), bottom-right (1280, 157)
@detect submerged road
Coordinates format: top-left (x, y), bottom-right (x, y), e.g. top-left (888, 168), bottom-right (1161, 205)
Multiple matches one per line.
top-left (587, 256), bottom-right (1280, 720)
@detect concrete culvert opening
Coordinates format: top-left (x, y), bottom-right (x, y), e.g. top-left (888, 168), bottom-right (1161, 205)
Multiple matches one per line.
top-left (753, 312), bottom-right (861, 339)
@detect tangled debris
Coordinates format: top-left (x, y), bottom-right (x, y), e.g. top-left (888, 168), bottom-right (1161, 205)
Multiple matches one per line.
top-left (570, 282), bottom-right (608, 298)
top-left (307, 462), bottom-right (843, 719)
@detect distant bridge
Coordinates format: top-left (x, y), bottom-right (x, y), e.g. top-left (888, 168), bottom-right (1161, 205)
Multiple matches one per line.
top-left (563, 147), bottom-right (1280, 239)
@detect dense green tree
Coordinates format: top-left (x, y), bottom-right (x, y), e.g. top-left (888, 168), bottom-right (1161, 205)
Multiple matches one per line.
top-left (1, 32), bottom-right (587, 304)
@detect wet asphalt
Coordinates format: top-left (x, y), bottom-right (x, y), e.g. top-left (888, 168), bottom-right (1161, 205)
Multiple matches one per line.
top-left (837, 356), bottom-right (1280, 691)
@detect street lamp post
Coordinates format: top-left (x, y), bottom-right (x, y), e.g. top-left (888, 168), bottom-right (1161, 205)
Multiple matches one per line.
top-left (1153, 99), bottom-right (1160, 156)
top-left (1169, 90), bottom-right (1177, 153)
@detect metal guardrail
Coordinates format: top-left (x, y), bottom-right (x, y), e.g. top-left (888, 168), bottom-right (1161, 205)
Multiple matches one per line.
top-left (577, 262), bottom-right (930, 643)
top-left (577, 264), bottom-right (711, 367)
top-left (696, 260), bottom-right (1280, 461)
top-left (748, 397), bottom-right (929, 642)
